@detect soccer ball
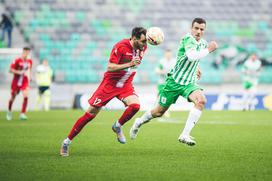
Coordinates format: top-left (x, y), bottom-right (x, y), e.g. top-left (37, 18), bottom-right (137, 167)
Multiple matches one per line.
top-left (146, 27), bottom-right (164, 45)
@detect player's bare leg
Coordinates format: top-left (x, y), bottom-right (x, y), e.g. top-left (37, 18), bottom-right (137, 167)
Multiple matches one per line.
top-left (130, 104), bottom-right (169, 140)
top-left (7, 91), bottom-right (17, 121)
top-left (112, 95), bottom-right (140, 144)
top-left (178, 90), bottom-right (206, 146)
top-left (20, 89), bottom-right (29, 120)
top-left (60, 106), bottom-right (100, 156)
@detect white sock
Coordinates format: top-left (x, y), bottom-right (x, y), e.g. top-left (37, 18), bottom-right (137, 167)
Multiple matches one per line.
top-left (115, 121), bottom-right (121, 127)
top-left (63, 138), bottom-right (71, 145)
top-left (181, 107), bottom-right (202, 137)
top-left (137, 110), bottom-right (153, 126)
top-left (242, 92), bottom-right (250, 110)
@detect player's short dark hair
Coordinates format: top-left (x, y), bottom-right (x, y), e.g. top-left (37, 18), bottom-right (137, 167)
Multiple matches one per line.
top-left (131, 27), bottom-right (147, 39)
top-left (23, 47), bottom-right (31, 51)
top-left (192, 18), bottom-right (206, 27)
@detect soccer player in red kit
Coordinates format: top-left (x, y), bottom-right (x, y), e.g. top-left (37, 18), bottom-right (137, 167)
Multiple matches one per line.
top-left (6, 47), bottom-right (32, 121)
top-left (60, 27), bottom-right (147, 156)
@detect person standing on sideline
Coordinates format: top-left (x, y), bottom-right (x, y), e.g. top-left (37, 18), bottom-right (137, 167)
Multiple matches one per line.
top-left (0, 13), bottom-right (13, 47)
top-left (155, 49), bottom-right (176, 118)
top-left (60, 27), bottom-right (147, 156)
top-left (7, 47), bottom-right (32, 120)
top-left (241, 53), bottom-right (262, 111)
top-left (35, 59), bottom-right (53, 111)
top-left (130, 18), bottom-right (218, 146)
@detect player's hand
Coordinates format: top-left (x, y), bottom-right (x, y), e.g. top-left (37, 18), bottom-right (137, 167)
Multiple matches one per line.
top-left (18, 70), bottom-right (25, 75)
top-left (131, 56), bottom-right (141, 66)
top-left (208, 41), bottom-right (218, 53)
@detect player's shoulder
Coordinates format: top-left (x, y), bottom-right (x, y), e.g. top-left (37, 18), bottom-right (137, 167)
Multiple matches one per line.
top-left (114, 39), bottom-right (131, 49)
top-left (182, 33), bottom-right (194, 41)
top-left (12, 57), bottom-right (21, 64)
top-left (112, 39), bottom-right (131, 54)
top-left (181, 33), bottom-right (196, 44)
top-left (28, 59), bottom-right (33, 64)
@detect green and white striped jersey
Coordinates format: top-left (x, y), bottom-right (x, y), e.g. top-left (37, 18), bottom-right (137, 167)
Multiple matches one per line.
top-left (169, 33), bottom-right (208, 85)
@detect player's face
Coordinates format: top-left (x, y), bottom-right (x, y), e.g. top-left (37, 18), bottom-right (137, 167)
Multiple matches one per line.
top-left (132, 34), bottom-right (147, 50)
top-left (251, 54), bottom-right (257, 61)
top-left (22, 50), bottom-right (30, 59)
top-left (43, 60), bottom-right (48, 66)
top-left (191, 22), bottom-right (206, 41)
top-left (165, 51), bottom-right (172, 60)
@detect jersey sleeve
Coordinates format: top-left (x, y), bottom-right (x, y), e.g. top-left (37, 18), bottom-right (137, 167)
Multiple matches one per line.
top-left (29, 59), bottom-right (33, 69)
top-left (10, 58), bottom-right (18, 69)
top-left (109, 45), bottom-right (125, 64)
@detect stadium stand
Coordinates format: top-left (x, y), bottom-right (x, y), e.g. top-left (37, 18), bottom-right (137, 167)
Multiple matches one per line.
top-left (0, 0), bottom-right (272, 84)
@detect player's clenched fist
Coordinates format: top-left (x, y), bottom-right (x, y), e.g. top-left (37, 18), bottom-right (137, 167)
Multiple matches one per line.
top-left (208, 41), bottom-right (218, 53)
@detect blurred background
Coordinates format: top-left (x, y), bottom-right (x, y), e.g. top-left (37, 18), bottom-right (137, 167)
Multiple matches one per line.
top-left (0, 0), bottom-right (271, 111)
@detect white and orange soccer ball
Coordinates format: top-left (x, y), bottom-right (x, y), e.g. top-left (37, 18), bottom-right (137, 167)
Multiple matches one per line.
top-left (146, 27), bottom-right (164, 45)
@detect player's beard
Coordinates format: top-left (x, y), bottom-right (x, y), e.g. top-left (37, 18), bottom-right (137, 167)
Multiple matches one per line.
top-left (136, 44), bottom-right (144, 51)
top-left (132, 42), bottom-right (143, 51)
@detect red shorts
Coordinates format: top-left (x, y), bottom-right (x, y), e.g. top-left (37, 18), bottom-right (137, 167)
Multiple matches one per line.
top-left (11, 78), bottom-right (29, 94)
top-left (88, 81), bottom-right (137, 108)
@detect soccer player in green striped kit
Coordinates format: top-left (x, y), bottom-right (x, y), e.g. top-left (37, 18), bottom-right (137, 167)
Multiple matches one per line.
top-left (130, 18), bottom-right (218, 146)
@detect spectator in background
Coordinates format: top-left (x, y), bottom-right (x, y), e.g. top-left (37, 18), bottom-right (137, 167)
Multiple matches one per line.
top-left (35, 59), bottom-right (53, 111)
top-left (0, 13), bottom-right (13, 47)
top-left (241, 53), bottom-right (262, 111)
top-left (155, 49), bottom-right (176, 118)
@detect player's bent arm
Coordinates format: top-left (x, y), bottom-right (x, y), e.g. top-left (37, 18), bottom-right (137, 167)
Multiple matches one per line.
top-left (107, 62), bottom-right (135, 72)
top-left (9, 68), bottom-right (23, 75)
top-left (186, 49), bottom-right (209, 61)
top-left (186, 41), bottom-right (218, 61)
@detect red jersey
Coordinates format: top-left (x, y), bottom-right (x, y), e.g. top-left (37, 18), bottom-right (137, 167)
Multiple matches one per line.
top-left (10, 57), bottom-right (33, 87)
top-left (103, 39), bottom-right (147, 88)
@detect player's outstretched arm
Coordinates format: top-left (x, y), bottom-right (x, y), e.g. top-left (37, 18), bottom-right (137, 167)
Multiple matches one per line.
top-left (186, 41), bottom-right (218, 61)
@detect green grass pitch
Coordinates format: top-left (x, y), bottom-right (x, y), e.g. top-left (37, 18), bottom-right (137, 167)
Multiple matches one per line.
top-left (0, 110), bottom-right (271, 181)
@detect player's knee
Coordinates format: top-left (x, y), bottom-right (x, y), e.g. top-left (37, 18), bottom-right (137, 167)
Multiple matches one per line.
top-left (196, 99), bottom-right (206, 110)
top-left (129, 103), bottom-right (140, 112)
top-left (199, 98), bottom-right (206, 106)
top-left (153, 110), bottom-right (164, 117)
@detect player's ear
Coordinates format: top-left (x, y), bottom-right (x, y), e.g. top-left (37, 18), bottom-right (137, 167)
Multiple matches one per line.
top-left (131, 36), bottom-right (137, 41)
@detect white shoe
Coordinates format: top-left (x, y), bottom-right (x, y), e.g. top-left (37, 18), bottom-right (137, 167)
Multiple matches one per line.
top-left (178, 135), bottom-right (196, 146)
top-left (19, 113), bottom-right (28, 120)
top-left (60, 142), bottom-right (70, 156)
top-left (6, 111), bottom-right (12, 121)
top-left (130, 118), bottom-right (141, 140)
top-left (112, 122), bottom-right (126, 144)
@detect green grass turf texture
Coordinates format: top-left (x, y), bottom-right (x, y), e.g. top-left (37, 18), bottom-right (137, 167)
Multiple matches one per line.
top-left (0, 110), bottom-right (271, 181)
